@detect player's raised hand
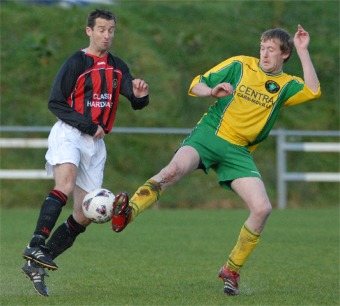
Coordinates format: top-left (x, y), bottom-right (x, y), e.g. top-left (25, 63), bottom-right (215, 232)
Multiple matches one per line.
top-left (211, 83), bottom-right (235, 98)
top-left (132, 78), bottom-right (149, 98)
top-left (294, 24), bottom-right (310, 51)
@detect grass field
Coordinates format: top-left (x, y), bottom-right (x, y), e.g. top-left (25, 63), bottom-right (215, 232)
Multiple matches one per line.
top-left (0, 207), bottom-right (338, 305)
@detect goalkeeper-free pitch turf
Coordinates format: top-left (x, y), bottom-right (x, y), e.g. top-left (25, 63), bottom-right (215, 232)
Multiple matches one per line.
top-left (0, 207), bottom-right (338, 305)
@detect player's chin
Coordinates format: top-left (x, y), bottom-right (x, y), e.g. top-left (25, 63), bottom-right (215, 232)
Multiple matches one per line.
top-left (102, 42), bottom-right (111, 50)
top-left (261, 65), bottom-right (275, 73)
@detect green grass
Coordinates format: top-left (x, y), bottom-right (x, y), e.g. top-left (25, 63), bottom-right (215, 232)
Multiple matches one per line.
top-left (1, 207), bottom-right (339, 305)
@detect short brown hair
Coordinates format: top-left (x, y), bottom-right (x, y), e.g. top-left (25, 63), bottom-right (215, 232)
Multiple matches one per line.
top-left (261, 28), bottom-right (294, 63)
top-left (87, 9), bottom-right (116, 29)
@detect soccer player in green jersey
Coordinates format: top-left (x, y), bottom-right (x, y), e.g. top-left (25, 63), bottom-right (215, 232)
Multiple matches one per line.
top-left (111, 24), bottom-right (320, 296)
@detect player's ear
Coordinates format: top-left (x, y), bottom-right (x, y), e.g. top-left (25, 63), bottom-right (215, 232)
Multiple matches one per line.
top-left (282, 52), bottom-right (290, 61)
top-left (85, 27), bottom-right (92, 37)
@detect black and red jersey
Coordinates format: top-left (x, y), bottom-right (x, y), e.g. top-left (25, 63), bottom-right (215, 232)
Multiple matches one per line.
top-left (48, 50), bottom-right (149, 135)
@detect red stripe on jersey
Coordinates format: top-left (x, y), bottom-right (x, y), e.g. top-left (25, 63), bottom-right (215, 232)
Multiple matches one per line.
top-left (67, 54), bottom-right (122, 133)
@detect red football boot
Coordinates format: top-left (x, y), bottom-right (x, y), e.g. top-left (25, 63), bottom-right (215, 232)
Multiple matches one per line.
top-left (218, 265), bottom-right (240, 296)
top-left (111, 192), bottom-right (132, 232)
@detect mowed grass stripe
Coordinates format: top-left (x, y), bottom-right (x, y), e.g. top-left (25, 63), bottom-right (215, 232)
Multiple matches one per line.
top-left (0, 207), bottom-right (338, 305)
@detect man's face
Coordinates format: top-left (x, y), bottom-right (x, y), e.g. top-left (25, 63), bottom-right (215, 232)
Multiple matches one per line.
top-left (86, 18), bottom-right (115, 55)
top-left (259, 38), bottom-right (289, 74)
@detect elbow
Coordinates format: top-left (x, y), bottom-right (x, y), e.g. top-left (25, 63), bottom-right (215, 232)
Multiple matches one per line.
top-left (311, 86), bottom-right (321, 96)
top-left (308, 80), bottom-right (321, 96)
top-left (48, 99), bottom-right (56, 113)
top-left (305, 83), bottom-right (321, 97)
top-left (313, 84), bottom-right (321, 98)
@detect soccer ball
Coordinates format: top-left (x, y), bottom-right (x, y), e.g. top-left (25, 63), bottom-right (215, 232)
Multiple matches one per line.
top-left (82, 188), bottom-right (115, 224)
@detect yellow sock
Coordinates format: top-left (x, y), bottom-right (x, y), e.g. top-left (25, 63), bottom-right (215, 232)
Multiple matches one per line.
top-left (129, 179), bottom-right (162, 220)
top-left (226, 223), bottom-right (260, 272)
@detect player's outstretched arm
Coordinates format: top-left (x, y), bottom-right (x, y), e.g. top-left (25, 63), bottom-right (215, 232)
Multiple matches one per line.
top-left (294, 24), bottom-right (320, 93)
top-left (190, 82), bottom-right (234, 98)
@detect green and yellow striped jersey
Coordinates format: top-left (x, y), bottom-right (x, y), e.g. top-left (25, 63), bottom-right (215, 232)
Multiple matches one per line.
top-left (189, 55), bottom-right (321, 151)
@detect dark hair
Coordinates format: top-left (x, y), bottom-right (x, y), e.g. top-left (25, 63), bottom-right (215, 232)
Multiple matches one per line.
top-left (87, 9), bottom-right (116, 29)
top-left (260, 28), bottom-right (294, 63)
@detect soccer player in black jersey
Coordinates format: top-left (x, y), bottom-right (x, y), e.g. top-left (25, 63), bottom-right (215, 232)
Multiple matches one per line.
top-left (21, 9), bottom-right (149, 297)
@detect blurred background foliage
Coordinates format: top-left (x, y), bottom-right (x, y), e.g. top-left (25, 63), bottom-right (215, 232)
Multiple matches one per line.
top-left (0, 0), bottom-right (339, 208)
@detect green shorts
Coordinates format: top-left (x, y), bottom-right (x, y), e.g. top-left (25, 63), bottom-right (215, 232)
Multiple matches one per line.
top-left (181, 123), bottom-right (262, 190)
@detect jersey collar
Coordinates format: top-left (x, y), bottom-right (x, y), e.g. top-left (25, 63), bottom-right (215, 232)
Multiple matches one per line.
top-left (258, 63), bottom-right (283, 76)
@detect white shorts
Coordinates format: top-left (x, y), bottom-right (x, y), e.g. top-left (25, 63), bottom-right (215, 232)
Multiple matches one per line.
top-left (45, 121), bottom-right (106, 192)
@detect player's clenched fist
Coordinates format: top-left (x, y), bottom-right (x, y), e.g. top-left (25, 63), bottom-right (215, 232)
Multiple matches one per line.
top-left (211, 82), bottom-right (235, 98)
top-left (132, 78), bottom-right (149, 98)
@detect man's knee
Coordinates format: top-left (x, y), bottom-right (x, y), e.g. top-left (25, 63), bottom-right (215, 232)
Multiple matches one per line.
top-left (159, 162), bottom-right (182, 183)
top-left (253, 200), bottom-right (272, 219)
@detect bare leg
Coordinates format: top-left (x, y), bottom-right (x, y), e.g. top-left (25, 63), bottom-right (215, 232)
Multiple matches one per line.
top-left (73, 185), bottom-right (92, 227)
top-left (114, 146), bottom-right (201, 226)
top-left (222, 177), bottom-right (272, 274)
top-left (231, 177), bottom-right (272, 233)
top-left (151, 146), bottom-right (201, 190)
top-left (53, 163), bottom-right (78, 197)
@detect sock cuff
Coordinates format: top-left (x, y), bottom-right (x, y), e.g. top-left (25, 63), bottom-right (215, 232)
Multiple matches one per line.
top-left (243, 223), bottom-right (261, 237)
top-left (227, 257), bottom-right (243, 271)
top-left (48, 189), bottom-right (68, 206)
top-left (145, 179), bottom-right (162, 199)
top-left (67, 215), bottom-right (86, 234)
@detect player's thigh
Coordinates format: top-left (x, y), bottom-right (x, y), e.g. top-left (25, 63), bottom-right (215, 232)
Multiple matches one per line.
top-left (154, 146), bottom-right (200, 187)
top-left (53, 163), bottom-right (78, 196)
top-left (170, 146), bottom-right (200, 174)
top-left (231, 177), bottom-right (271, 211)
top-left (156, 146), bottom-right (200, 179)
